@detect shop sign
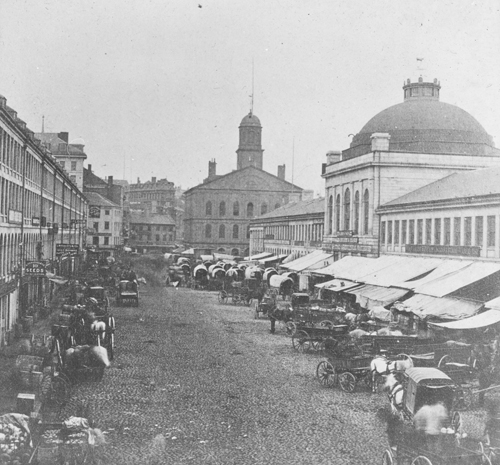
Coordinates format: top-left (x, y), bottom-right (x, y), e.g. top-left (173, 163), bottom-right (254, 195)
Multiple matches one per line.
top-left (70, 219), bottom-right (86, 225)
top-left (25, 261), bottom-right (46, 276)
top-left (8, 209), bottom-right (22, 225)
top-left (56, 244), bottom-right (80, 257)
top-left (331, 236), bottom-right (359, 245)
top-left (96, 233), bottom-right (112, 237)
top-left (405, 244), bottom-right (481, 257)
top-left (32, 217), bottom-right (40, 226)
top-left (89, 206), bottom-right (101, 218)
top-left (324, 243), bottom-right (372, 253)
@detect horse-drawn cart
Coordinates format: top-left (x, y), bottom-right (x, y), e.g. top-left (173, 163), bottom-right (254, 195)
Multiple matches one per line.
top-left (291, 324), bottom-right (349, 353)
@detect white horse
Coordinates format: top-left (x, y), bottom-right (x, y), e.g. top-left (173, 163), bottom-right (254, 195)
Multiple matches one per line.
top-left (371, 354), bottom-right (413, 392)
top-left (90, 320), bottom-right (107, 345)
top-left (384, 373), bottom-right (405, 415)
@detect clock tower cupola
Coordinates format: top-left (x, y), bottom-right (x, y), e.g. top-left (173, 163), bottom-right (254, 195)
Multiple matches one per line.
top-left (236, 112), bottom-right (264, 170)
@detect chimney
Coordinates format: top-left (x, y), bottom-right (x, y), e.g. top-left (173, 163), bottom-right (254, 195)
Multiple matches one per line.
top-left (0, 95), bottom-right (6, 109)
top-left (277, 164), bottom-right (286, 180)
top-left (208, 159), bottom-right (216, 178)
top-left (58, 132), bottom-right (69, 143)
top-left (108, 175), bottom-right (113, 186)
top-left (88, 164), bottom-right (92, 172)
top-left (152, 177), bottom-right (157, 183)
top-left (137, 177), bottom-right (140, 183)
top-left (370, 133), bottom-right (391, 151)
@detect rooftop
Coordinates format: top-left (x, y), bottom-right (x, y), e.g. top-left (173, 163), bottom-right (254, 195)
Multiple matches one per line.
top-left (84, 191), bottom-right (120, 208)
top-left (258, 197), bottom-right (324, 220)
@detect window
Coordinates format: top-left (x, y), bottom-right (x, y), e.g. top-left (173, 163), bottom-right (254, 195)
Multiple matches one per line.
top-left (354, 191), bottom-right (360, 234)
top-left (464, 217), bottom-right (472, 246)
top-left (233, 201), bottom-right (239, 216)
top-left (363, 189), bottom-right (369, 235)
top-left (387, 221), bottom-right (393, 245)
top-left (343, 188), bottom-right (351, 230)
top-left (93, 236), bottom-right (99, 245)
top-left (381, 221), bottom-right (386, 244)
top-left (444, 218), bottom-right (451, 245)
top-left (205, 224), bottom-right (212, 238)
top-left (71, 161), bottom-right (77, 171)
top-left (163, 234), bottom-right (167, 241)
top-left (219, 224), bottom-right (225, 238)
top-left (394, 220), bottom-right (400, 245)
top-left (454, 217), bottom-right (461, 245)
top-left (327, 195), bottom-right (333, 235)
top-left (401, 220), bottom-right (407, 245)
top-left (247, 202), bottom-right (254, 217)
top-left (219, 201), bottom-right (226, 216)
top-left (232, 225), bottom-right (239, 239)
top-left (247, 225), bottom-right (250, 239)
top-left (104, 221), bottom-right (110, 230)
top-left (417, 219), bottom-right (423, 244)
top-left (155, 234), bottom-right (160, 242)
top-left (206, 201), bottom-right (212, 216)
top-left (93, 222), bottom-right (99, 232)
top-left (335, 194), bottom-right (341, 231)
top-left (409, 220), bottom-right (415, 244)
top-left (105, 210), bottom-right (110, 215)
top-left (475, 216), bottom-right (483, 247)
top-left (487, 216), bottom-right (496, 247)
top-left (425, 219), bottom-right (432, 244)
top-left (261, 203), bottom-right (267, 215)
top-left (434, 218), bottom-right (441, 245)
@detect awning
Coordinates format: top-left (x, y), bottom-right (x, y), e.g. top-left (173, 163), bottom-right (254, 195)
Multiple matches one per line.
top-left (345, 284), bottom-right (410, 310)
top-left (200, 254), bottom-right (214, 262)
top-left (280, 250), bottom-right (334, 272)
top-left (244, 252), bottom-right (273, 261)
top-left (485, 295), bottom-right (500, 310)
top-left (312, 256), bottom-right (373, 277)
top-left (49, 277), bottom-right (68, 285)
top-left (393, 294), bottom-right (482, 320)
top-left (413, 261), bottom-right (500, 297)
top-left (314, 278), bottom-right (360, 292)
top-left (258, 254), bottom-right (288, 265)
top-left (181, 248), bottom-right (195, 255)
top-left (429, 309), bottom-right (500, 329)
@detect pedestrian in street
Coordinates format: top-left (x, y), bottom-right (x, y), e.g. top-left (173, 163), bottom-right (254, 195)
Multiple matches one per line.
top-left (269, 306), bottom-right (276, 334)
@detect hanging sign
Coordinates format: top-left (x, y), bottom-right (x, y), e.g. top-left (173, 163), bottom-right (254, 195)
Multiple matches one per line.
top-left (25, 261), bottom-right (46, 276)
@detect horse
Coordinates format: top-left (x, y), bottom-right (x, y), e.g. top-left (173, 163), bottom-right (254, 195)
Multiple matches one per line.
top-left (90, 320), bottom-right (107, 345)
top-left (384, 373), bottom-right (405, 415)
top-left (371, 355), bottom-right (413, 393)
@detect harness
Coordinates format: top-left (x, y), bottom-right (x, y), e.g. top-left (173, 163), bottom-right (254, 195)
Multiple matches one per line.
top-left (388, 383), bottom-right (404, 405)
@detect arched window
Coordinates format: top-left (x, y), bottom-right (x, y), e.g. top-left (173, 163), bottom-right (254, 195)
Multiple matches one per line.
top-left (363, 189), bottom-right (369, 235)
top-left (233, 225), bottom-right (239, 239)
top-left (205, 201), bottom-right (212, 216)
top-left (219, 201), bottom-right (226, 216)
top-left (261, 203), bottom-right (267, 215)
top-left (344, 188), bottom-right (351, 230)
top-left (233, 201), bottom-right (239, 216)
top-left (205, 224), bottom-right (212, 238)
top-left (231, 248), bottom-right (239, 256)
top-left (217, 247), bottom-right (225, 253)
top-left (219, 224), bottom-right (225, 238)
top-left (335, 194), bottom-right (341, 231)
top-left (247, 202), bottom-right (254, 217)
top-left (327, 195), bottom-right (333, 235)
top-left (354, 191), bottom-right (360, 235)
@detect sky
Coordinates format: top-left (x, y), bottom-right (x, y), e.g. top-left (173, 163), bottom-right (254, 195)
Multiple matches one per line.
top-left (0, 0), bottom-right (499, 195)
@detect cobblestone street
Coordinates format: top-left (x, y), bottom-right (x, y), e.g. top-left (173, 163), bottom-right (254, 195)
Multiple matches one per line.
top-left (64, 286), bottom-right (390, 465)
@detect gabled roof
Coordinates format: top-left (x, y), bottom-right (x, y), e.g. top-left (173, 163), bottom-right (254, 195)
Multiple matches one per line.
top-left (184, 165), bottom-right (303, 195)
top-left (258, 197), bottom-right (324, 220)
top-left (83, 168), bottom-right (108, 187)
top-left (85, 191), bottom-right (120, 208)
top-left (129, 212), bottom-right (175, 225)
top-left (380, 166), bottom-right (500, 209)
top-left (35, 133), bottom-right (87, 157)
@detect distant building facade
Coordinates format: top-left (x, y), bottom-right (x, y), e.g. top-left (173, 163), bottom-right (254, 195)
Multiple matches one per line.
top-left (183, 111), bottom-right (304, 257)
top-left (0, 95), bottom-right (87, 346)
top-left (249, 196), bottom-right (324, 259)
top-left (128, 211), bottom-right (176, 253)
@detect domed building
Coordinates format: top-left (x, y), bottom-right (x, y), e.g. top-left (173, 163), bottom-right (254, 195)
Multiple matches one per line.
top-left (322, 77), bottom-right (500, 259)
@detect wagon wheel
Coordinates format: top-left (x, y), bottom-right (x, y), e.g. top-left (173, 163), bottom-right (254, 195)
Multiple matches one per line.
top-left (338, 372), bottom-right (356, 392)
top-left (316, 361), bottom-right (336, 387)
top-left (451, 411), bottom-right (461, 432)
top-left (477, 442), bottom-right (493, 465)
top-left (382, 449), bottom-right (394, 465)
top-left (411, 457), bottom-right (433, 465)
top-left (232, 294), bottom-right (239, 304)
top-left (286, 321), bottom-right (297, 336)
top-left (438, 354), bottom-right (451, 368)
top-left (292, 330), bottom-right (310, 353)
top-left (40, 373), bottom-right (71, 407)
top-left (319, 320), bottom-right (334, 329)
top-left (218, 290), bottom-right (228, 304)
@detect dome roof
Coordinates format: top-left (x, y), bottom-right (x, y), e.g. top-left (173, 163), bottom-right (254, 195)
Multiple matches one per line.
top-left (240, 112), bottom-right (261, 127)
top-left (343, 79), bottom-right (498, 159)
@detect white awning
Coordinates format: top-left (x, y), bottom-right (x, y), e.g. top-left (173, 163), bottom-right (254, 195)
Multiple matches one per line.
top-left (280, 250), bottom-right (334, 272)
top-left (244, 252), bottom-right (273, 261)
top-left (393, 294), bottom-right (482, 321)
top-left (258, 254), bottom-right (288, 264)
top-left (345, 284), bottom-right (410, 310)
top-left (413, 261), bottom-right (500, 297)
top-left (314, 278), bottom-right (360, 292)
top-left (429, 309), bottom-right (500, 329)
top-left (312, 256), bottom-right (373, 277)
